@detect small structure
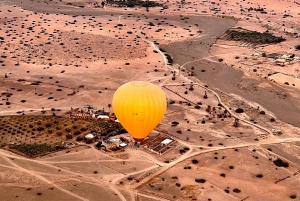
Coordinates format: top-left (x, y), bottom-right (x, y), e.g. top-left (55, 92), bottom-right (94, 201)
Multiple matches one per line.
top-left (142, 133), bottom-right (177, 155)
top-left (65, 142), bottom-right (75, 147)
top-left (85, 133), bottom-right (95, 140)
top-left (272, 128), bottom-right (282, 135)
top-left (97, 115), bottom-right (109, 120)
top-left (161, 139), bottom-right (173, 146)
top-left (119, 142), bottom-right (127, 148)
top-left (109, 113), bottom-right (116, 121)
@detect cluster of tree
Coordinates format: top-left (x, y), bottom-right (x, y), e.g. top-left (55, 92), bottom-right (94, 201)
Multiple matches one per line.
top-left (106, 0), bottom-right (162, 8)
top-left (248, 7), bottom-right (265, 12)
top-left (164, 53), bottom-right (173, 65)
top-left (225, 29), bottom-right (286, 44)
top-left (273, 158), bottom-right (289, 167)
top-left (9, 143), bottom-right (53, 157)
top-left (91, 121), bottom-right (122, 136)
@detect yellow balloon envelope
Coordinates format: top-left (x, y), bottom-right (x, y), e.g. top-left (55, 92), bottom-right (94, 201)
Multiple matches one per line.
top-left (112, 81), bottom-right (167, 142)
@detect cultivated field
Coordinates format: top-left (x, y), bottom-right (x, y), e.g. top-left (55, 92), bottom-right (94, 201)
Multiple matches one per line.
top-left (0, 0), bottom-right (300, 200)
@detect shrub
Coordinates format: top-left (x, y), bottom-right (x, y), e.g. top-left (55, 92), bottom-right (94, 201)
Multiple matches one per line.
top-left (81, 127), bottom-right (87, 131)
top-left (235, 108), bottom-right (244, 113)
top-left (76, 136), bottom-right (82, 141)
top-left (73, 130), bottom-right (80, 135)
top-left (233, 188), bottom-right (241, 193)
top-left (259, 111), bottom-right (266, 115)
top-left (66, 134), bottom-right (73, 139)
top-left (273, 158), bottom-right (289, 167)
top-left (195, 179), bottom-right (206, 183)
top-left (192, 159), bottom-right (198, 164)
top-left (256, 174), bottom-right (263, 178)
top-left (85, 138), bottom-right (92, 144)
top-left (149, 22), bottom-right (155, 26)
top-left (37, 127), bottom-right (44, 131)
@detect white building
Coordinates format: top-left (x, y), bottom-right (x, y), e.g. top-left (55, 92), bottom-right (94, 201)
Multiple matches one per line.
top-left (161, 139), bottom-right (173, 146)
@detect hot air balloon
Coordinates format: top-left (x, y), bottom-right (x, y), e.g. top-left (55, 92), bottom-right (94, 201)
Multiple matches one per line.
top-left (112, 81), bottom-right (167, 142)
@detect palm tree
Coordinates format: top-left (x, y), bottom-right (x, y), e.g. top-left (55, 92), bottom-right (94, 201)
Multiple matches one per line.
top-left (206, 105), bottom-right (211, 113)
top-left (203, 91), bottom-right (208, 99)
top-left (108, 104), bottom-right (111, 113)
top-left (233, 118), bottom-right (239, 127)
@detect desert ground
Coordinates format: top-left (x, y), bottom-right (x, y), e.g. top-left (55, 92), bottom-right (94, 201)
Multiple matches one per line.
top-left (0, 0), bottom-right (300, 200)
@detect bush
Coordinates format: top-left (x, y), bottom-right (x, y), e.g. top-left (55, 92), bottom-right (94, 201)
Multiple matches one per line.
top-left (235, 108), bottom-right (244, 113)
top-left (192, 159), bottom-right (198, 164)
top-left (256, 174), bottom-right (263, 178)
top-left (45, 122), bottom-right (51, 127)
top-left (233, 188), bottom-right (241, 193)
top-left (65, 128), bottom-right (71, 132)
top-left (259, 111), bottom-right (266, 115)
top-left (81, 127), bottom-right (87, 131)
top-left (73, 130), bottom-right (80, 135)
top-left (149, 22), bottom-right (155, 26)
top-left (37, 127), bottom-right (44, 131)
top-left (169, 100), bottom-right (175, 104)
top-left (66, 133), bottom-right (73, 139)
top-left (76, 136), bottom-right (82, 141)
top-left (195, 178), bottom-right (206, 183)
top-left (85, 138), bottom-right (92, 144)
top-left (273, 158), bottom-right (289, 167)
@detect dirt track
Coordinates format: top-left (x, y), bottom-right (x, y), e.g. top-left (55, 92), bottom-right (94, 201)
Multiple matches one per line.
top-left (162, 17), bottom-right (300, 127)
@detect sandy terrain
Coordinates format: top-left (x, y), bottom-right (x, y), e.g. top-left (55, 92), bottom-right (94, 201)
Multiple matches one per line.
top-left (1, 0), bottom-right (300, 200)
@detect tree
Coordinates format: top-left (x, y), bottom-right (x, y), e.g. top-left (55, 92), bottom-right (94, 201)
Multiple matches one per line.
top-left (203, 91), bottom-right (208, 99)
top-left (66, 133), bottom-right (73, 139)
top-left (108, 104), bottom-right (111, 113)
top-left (233, 118), bottom-right (239, 127)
